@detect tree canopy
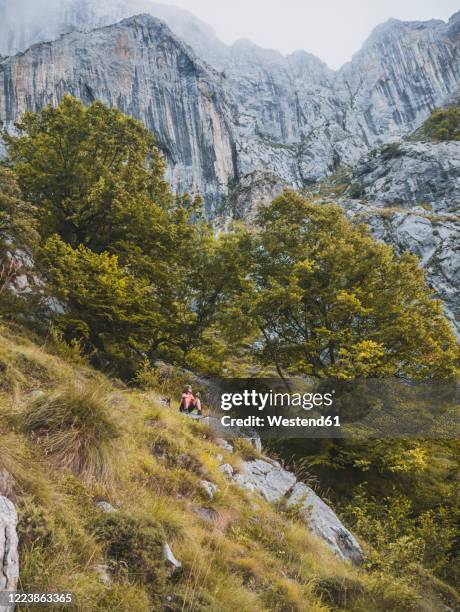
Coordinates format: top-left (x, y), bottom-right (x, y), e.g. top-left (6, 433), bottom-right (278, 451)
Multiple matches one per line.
top-left (4, 96), bottom-right (227, 369)
top-left (4, 94), bottom-right (172, 251)
top-left (228, 191), bottom-right (458, 379)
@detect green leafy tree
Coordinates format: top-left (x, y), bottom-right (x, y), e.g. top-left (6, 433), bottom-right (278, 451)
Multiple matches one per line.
top-left (175, 223), bottom-right (255, 372)
top-left (39, 236), bottom-right (165, 369)
top-left (234, 191), bottom-right (458, 379)
top-left (5, 97), bottom-right (244, 371)
top-left (4, 95), bottom-right (172, 251)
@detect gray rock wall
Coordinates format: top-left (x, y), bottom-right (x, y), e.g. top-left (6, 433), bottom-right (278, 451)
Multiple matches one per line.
top-left (343, 141), bottom-right (460, 333)
top-left (0, 496), bottom-right (19, 609)
top-left (349, 142), bottom-right (460, 213)
top-left (2, 8), bottom-right (460, 215)
top-left (0, 15), bottom-right (237, 215)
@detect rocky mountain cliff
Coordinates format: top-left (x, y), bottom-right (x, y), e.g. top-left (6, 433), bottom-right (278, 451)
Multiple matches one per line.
top-left (339, 141), bottom-right (460, 332)
top-left (0, 0), bottom-right (221, 61)
top-left (0, 15), bottom-right (237, 213)
top-left (2, 4), bottom-right (460, 215)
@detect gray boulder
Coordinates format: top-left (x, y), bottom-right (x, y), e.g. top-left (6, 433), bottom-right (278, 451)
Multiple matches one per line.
top-left (233, 460), bottom-right (362, 565)
top-left (0, 496), bottom-right (19, 610)
top-left (214, 438), bottom-right (234, 453)
top-left (234, 459), bottom-right (296, 503)
top-left (163, 543), bottom-right (181, 569)
top-left (287, 482), bottom-right (362, 565)
top-left (218, 463), bottom-right (234, 477)
top-left (95, 501), bottom-right (118, 513)
top-left (200, 480), bottom-right (218, 499)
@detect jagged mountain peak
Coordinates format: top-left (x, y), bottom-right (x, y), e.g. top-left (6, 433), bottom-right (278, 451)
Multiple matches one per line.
top-left (358, 15), bottom-right (446, 52)
top-left (448, 9), bottom-right (460, 25)
top-left (0, 0), bottom-right (222, 58)
top-left (447, 10), bottom-right (460, 39)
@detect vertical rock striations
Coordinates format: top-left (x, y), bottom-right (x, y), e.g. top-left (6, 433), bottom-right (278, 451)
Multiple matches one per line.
top-left (2, 7), bottom-right (460, 214)
top-left (0, 14), bottom-right (237, 214)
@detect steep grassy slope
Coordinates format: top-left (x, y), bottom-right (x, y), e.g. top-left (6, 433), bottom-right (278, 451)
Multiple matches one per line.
top-left (1, 323), bottom-right (459, 611)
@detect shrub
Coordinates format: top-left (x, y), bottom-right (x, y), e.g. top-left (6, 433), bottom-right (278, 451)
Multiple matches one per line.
top-left (232, 438), bottom-right (260, 461)
top-left (421, 107), bottom-right (460, 141)
top-left (90, 512), bottom-right (167, 589)
top-left (380, 142), bottom-right (403, 160)
top-left (341, 487), bottom-right (456, 578)
top-left (24, 381), bottom-right (119, 483)
top-left (347, 181), bottom-right (365, 199)
top-left (17, 495), bottom-right (53, 550)
top-left (314, 576), bottom-right (365, 609)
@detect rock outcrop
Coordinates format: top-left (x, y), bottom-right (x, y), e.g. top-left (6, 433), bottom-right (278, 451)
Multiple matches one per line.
top-left (232, 458), bottom-right (363, 564)
top-left (95, 501), bottom-right (118, 513)
top-left (287, 482), bottom-right (363, 565)
top-left (341, 141), bottom-right (460, 333)
top-left (346, 203), bottom-right (460, 333)
top-left (0, 496), bottom-right (19, 609)
top-left (163, 542), bottom-right (181, 569)
top-left (233, 458), bottom-right (296, 503)
top-left (348, 142), bottom-right (460, 214)
top-left (0, 0), bottom-right (223, 61)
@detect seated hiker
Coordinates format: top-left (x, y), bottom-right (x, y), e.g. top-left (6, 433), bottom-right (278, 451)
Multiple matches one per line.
top-left (179, 385), bottom-right (195, 413)
top-left (194, 392), bottom-right (202, 415)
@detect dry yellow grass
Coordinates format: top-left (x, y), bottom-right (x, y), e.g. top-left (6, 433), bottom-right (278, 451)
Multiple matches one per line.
top-left (0, 323), bottom-right (458, 611)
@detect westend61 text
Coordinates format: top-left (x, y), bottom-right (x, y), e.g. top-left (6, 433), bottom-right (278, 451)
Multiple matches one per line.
top-left (221, 415), bottom-right (341, 428)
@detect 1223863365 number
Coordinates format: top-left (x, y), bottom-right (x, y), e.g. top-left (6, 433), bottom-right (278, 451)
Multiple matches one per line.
top-left (0, 592), bottom-right (74, 606)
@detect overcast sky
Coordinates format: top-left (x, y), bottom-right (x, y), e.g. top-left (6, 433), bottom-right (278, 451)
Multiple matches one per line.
top-left (159, 0), bottom-right (460, 68)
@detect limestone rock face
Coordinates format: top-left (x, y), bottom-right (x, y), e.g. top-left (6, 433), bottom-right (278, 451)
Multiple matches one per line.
top-left (287, 482), bottom-right (363, 565)
top-left (337, 16), bottom-right (460, 145)
top-left (0, 0), bottom-right (223, 61)
top-left (348, 142), bottom-right (460, 214)
top-left (234, 460), bottom-right (363, 564)
top-left (233, 459), bottom-right (296, 503)
top-left (350, 205), bottom-right (460, 334)
top-left (2, 6), bottom-right (460, 216)
top-left (0, 496), bottom-right (19, 607)
top-left (0, 14), bottom-right (236, 215)
top-left (342, 141), bottom-right (460, 334)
